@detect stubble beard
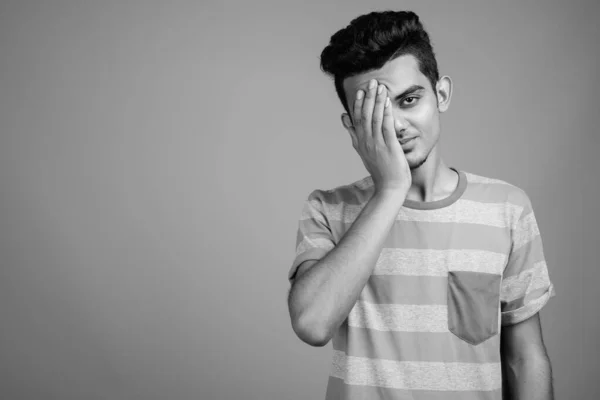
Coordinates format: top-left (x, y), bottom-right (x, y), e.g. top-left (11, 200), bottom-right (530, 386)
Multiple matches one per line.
top-left (407, 150), bottom-right (428, 171)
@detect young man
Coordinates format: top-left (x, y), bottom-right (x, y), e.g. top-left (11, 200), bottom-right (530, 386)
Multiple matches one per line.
top-left (286, 10), bottom-right (556, 400)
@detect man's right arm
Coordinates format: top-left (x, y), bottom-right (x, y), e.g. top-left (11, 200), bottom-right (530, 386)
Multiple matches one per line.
top-left (288, 188), bottom-right (406, 347)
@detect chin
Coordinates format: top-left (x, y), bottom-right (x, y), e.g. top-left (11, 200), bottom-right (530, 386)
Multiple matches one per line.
top-left (406, 151), bottom-right (428, 170)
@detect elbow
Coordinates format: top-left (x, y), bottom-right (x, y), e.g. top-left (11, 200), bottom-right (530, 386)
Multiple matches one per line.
top-left (292, 314), bottom-right (331, 347)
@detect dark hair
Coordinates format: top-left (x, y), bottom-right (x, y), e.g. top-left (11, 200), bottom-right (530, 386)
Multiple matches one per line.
top-left (320, 10), bottom-right (440, 115)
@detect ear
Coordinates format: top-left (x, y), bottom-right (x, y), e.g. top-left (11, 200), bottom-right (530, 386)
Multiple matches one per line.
top-left (341, 113), bottom-right (354, 131)
top-left (435, 76), bottom-right (453, 113)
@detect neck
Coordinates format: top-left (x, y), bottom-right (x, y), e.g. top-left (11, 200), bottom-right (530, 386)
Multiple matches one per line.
top-left (405, 145), bottom-right (457, 203)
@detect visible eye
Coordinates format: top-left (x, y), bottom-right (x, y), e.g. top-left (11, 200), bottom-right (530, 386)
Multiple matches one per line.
top-left (401, 96), bottom-right (419, 106)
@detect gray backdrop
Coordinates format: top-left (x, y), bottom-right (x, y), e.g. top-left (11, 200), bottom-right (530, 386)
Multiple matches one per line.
top-left (0, 1), bottom-right (597, 399)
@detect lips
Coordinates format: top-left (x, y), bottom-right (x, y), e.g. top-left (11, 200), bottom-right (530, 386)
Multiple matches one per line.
top-left (398, 137), bottom-right (415, 145)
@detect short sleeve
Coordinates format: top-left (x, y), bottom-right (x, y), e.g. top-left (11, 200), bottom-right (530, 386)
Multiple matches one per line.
top-left (288, 189), bottom-right (336, 283)
top-left (500, 193), bottom-right (556, 326)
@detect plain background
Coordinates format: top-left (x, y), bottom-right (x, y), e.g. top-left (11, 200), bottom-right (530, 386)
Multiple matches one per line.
top-left (0, 0), bottom-right (597, 399)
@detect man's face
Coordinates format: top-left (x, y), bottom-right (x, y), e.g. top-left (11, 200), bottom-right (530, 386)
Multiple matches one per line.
top-left (342, 54), bottom-right (445, 170)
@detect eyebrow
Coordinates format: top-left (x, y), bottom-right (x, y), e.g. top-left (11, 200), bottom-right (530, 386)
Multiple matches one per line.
top-left (393, 84), bottom-right (425, 102)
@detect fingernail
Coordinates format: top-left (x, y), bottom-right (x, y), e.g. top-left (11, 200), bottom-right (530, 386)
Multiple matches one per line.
top-left (385, 97), bottom-right (390, 107)
top-left (377, 85), bottom-right (383, 94)
top-left (356, 90), bottom-right (364, 99)
top-left (369, 79), bottom-right (376, 89)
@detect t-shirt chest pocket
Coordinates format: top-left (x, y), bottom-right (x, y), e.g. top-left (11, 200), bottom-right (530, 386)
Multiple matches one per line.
top-left (447, 270), bottom-right (502, 345)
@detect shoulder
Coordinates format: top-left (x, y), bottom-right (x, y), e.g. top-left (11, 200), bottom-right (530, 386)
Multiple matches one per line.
top-left (462, 169), bottom-right (531, 206)
top-left (307, 175), bottom-right (374, 206)
top-left (461, 169), bottom-right (534, 229)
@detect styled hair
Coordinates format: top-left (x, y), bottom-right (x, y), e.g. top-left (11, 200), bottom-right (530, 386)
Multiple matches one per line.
top-left (320, 10), bottom-right (440, 115)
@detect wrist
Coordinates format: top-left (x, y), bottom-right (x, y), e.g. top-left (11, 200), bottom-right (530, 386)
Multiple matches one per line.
top-left (373, 186), bottom-right (409, 201)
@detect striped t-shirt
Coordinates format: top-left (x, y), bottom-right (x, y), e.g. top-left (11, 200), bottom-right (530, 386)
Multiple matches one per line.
top-left (288, 167), bottom-right (556, 400)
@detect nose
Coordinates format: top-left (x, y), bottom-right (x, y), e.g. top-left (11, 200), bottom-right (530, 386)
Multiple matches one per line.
top-left (394, 117), bottom-right (409, 135)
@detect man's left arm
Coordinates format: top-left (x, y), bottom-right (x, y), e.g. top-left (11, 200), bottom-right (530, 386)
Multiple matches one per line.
top-left (500, 190), bottom-right (557, 400)
top-left (501, 313), bottom-right (554, 400)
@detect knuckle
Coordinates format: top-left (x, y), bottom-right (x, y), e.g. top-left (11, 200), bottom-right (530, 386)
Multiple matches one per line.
top-left (361, 107), bottom-right (370, 119)
top-left (360, 120), bottom-right (369, 132)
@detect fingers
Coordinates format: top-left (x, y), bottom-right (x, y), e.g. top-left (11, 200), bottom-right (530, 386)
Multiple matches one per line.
top-left (361, 79), bottom-right (378, 139)
top-left (372, 84), bottom-right (387, 143)
top-left (351, 79), bottom-right (390, 149)
top-left (382, 95), bottom-right (397, 148)
top-left (352, 89), bottom-right (363, 133)
top-left (347, 121), bottom-right (358, 149)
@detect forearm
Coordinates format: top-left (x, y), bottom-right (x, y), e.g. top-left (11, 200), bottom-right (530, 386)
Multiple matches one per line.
top-left (291, 189), bottom-right (406, 344)
top-left (504, 352), bottom-right (554, 400)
